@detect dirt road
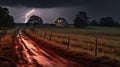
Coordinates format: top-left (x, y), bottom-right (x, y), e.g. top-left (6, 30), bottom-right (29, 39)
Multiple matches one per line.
top-left (15, 30), bottom-right (79, 67)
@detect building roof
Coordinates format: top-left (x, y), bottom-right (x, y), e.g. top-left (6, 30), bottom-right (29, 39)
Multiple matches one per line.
top-left (55, 17), bottom-right (68, 24)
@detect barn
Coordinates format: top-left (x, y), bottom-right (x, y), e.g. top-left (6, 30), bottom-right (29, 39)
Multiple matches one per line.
top-left (55, 17), bottom-right (68, 27)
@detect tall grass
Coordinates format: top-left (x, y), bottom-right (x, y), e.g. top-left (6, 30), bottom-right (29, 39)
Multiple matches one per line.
top-left (26, 26), bottom-right (120, 61)
top-left (0, 29), bottom-right (16, 66)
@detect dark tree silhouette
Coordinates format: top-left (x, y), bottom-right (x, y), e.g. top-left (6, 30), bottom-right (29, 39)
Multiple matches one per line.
top-left (99, 17), bottom-right (119, 27)
top-left (89, 20), bottom-right (98, 26)
top-left (73, 11), bottom-right (89, 28)
top-left (0, 7), bottom-right (15, 29)
top-left (27, 15), bottom-right (43, 25)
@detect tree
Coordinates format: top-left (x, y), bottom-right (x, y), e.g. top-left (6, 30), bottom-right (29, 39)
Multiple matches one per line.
top-left (0, 7), bottom-right (15, 29)
top-left (27, 15), bottom-right (43, 25)
top-left (99, 17), bottom-right (118, 27)
top-left (73, 11), bottom-right (89, 28)
top-left (89, 20), bottom-right (98, 26)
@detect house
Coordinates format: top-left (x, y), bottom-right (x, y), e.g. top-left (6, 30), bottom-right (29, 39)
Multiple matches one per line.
top-left (55, 17), bottom-right (68, 27)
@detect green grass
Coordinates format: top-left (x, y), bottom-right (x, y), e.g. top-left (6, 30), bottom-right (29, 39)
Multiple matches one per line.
top-left (26, 26), bottom-right (120, 61)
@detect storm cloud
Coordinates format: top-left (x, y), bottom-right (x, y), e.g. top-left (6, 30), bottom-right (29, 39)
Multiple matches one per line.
top-left (0, 0), bottom-right (120, 23)
top-left (0, 0), bottom-right (110, 8)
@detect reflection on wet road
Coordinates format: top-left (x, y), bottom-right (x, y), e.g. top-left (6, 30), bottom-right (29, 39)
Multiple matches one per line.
top-left (15, 30), bottom-right (78, 67)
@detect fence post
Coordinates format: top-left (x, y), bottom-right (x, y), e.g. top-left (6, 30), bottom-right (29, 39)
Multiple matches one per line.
top-left (67, 36), bottom-right (70, 49)
top-left (49, 32), bottom-right (52, 41)
top-left (40, 32), bottom-right (42, 37)
top-left (95, 38), bottom-right (98, 56)
top-left (44, 32), bottom-right (46, 39)
top-left (35, 31), bottom-right (38, 34)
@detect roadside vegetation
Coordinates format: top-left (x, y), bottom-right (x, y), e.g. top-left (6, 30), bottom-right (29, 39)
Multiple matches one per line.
top-left (24, 26), bottom-right (120, 67)
top-left (0, 29), bottom-right (16, 66)
top-left (0, 6), bottom-right (16, 66)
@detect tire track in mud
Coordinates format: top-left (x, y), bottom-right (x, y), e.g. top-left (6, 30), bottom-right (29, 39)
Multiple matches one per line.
top-left (15, 30), bottom-right (78, 67)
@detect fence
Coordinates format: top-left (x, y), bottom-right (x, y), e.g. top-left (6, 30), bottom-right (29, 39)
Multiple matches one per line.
top-left (35, 31), bottom-right (101, 56)
top-left (26, 26), bottom-right (118, 58)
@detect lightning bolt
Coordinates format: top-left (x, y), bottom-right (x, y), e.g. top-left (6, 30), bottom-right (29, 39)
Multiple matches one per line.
top-left (24, 9), bottom-right (35, 23)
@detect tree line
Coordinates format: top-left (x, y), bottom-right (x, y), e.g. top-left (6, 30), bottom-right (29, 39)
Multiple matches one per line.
top-left (74, 11), bottom-right (120, 28)
top-left (27, 11), bottom-right (120, 28)
top-left (0, 6), bottom-right (120, 29)
top-left (0, 7), bottom-right (15, 29)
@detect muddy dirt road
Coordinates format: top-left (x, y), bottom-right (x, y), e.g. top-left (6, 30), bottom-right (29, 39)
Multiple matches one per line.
top-left (15, 30), bottom-right (79, 67)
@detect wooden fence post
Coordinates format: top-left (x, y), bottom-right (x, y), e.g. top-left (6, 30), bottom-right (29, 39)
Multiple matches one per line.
top-left (44, 32), bottom-right (46, 39)
top-left (40, 32), bottom-right (42, 37)
top-left (67, 36), bottom-right (70, 49)
top-left (95, 38), bottom-right (98, 56)
top-left (35, 31), bottom-right (38, 34)
top-left (49, 32), bottom-right (52, 41)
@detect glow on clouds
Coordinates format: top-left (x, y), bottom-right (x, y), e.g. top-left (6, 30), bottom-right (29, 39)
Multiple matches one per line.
top-left (24, 9), bottom-right (35, 23)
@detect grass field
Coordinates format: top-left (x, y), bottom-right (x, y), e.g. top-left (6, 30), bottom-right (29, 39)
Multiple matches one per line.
top-left (0, 29), bottom-right (16, 66)
top-left (26, 26), bottom-right (120, 62)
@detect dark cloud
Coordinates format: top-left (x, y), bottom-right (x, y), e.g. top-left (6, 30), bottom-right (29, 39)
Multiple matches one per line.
top-left (0, 0), bottom-right (109, 8)
top-left (1, 0), bottom-right (120, 23)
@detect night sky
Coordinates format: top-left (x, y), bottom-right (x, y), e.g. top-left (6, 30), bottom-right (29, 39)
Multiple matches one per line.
top-left (0, 0), bottom-right (120, 23)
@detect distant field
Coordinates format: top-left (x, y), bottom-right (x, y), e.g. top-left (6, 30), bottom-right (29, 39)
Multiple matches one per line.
top-left (27, 26), bottom-right (120, 61)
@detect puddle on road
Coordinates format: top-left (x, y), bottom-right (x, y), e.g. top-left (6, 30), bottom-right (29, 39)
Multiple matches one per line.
top-left (16, 33), bottom-right (55, 67)
top-left (15, 31), bottom-right (78, 67)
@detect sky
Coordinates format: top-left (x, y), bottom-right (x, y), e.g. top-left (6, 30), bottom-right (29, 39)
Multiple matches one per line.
top-left (0, 0), bottom-right (120, 23)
